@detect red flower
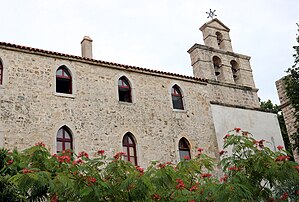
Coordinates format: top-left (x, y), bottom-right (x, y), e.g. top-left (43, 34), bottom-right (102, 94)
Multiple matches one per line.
top-left (242, 131), bottom-right (249, 136)
top-left (152, 194), bottom-right (161, 200)
top-left (183, 156), bottom-right (190, 160)
top-left (73, 159), bottom-right (83, 165)
top-left (136, 166), bottom-right (144, 174)
top-left (97, 150), bottom-right (105, 155)
top-left (78, 151), bottom-right (89, 159)
top-left (280, 192), bottom-right (288, 200)
top-left (258, 140), bottom-right (265, 148)
top-left (267, 197), bottom-right (275, 202)
top-left (22, 168), bottom-right (33, 174)
top-left (219, 150), bottom-right (226, 156)
top-left (189, 185), bottom-right (198, 192)
top-left (234, 127), bottom-right (241, 132)
top-left (200, 173), bottom-right (212, 178)
top-left (7, 159), bottom-right (13, 165)
top-left (86, 176), bottom-right (97, 186)
top-left (113, 152), bottom-right (126, 160)
top-left (277, 145), bottom-right (284, 150)
top-left (50, 194), bottom-right (58, 202)
top-left (224, 134), bottom-right (230, 139)
top-left (175, 179), bottom-right (185, 190)
top-left (296, 190), bottom-right (299, 195)
top-left (294, 166), bottom-right (299, 172)
top-left (197, 148), bottom-right (204, 152)
top-left (189, 200), bottom-right (195, 202)
top-left (275, 155), bottom-right (290, 162)
top-left (35, 142), bottom-right (45, 147)
top-left (157, 163), bottom-right (166, 169)
top-left (229, 166), bottom-right (241, 171)
top-left (220, 174), bottom-right (228, 182)
top-left (57, 155), bottom-right (71, 163)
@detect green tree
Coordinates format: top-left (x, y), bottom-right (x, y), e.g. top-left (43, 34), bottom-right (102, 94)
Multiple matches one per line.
top-left (259, 99), bottom-right (292, 157)
top-left (1, 130), bottom-right (299, 202)
top-left (284, 23), bottom-right (299, 155)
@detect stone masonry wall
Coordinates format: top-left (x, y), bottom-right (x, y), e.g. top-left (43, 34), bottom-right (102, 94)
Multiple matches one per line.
top-left (276, 78), bottom-right (299, 162)
top-left (0, 47), bottom-right (220, 167)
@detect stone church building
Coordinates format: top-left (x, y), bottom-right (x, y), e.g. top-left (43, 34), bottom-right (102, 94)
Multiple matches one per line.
top-left (0, 18), bottom-right (283, 167)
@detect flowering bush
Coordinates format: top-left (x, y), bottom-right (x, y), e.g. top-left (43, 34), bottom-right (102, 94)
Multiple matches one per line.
top-left (0, 130), bottom-right (298, 202)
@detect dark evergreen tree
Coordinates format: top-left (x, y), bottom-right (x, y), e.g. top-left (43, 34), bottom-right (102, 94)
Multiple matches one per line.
top-left (284, 23), bottom-right (299, 155)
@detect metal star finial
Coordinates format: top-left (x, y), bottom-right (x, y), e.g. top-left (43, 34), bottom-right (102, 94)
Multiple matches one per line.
top-left (206, 9), bottom-right (217, 19)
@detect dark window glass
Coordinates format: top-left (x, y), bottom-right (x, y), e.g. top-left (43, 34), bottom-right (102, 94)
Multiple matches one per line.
top-left (56, 66), bottom-right (72, 94)
top-left (230, 60), bottom-right (239, 82)
top-left (122, 133), bottom-right (137, 165)
top-left (171, 85), bottom-right (184, 110)
top-left (179, 138), bottom-right (191, 161)
top-left (0, 60), bottom-right (3, 85)
top-left (118, 77), bottom-right (132, 102)
top-left (56, 126), bottom-right (73, 153)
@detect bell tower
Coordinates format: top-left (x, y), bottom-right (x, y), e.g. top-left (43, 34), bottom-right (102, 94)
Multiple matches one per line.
top-left (200, 18), bottom-right (233, 52)
top-left (188, 18), bottom-right (256, 88)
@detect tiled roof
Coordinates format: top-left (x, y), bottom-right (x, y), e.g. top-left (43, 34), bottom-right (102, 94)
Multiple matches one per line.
top-left (0, 41), bottom-right (207, 82)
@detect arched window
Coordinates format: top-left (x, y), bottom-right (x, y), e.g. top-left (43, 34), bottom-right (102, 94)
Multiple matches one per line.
top-left (212, 56), bottom-right (222, 80)
top-left (56, 66), bottom-right (72, 94)
top-left (216, 32), bottom-right (223, 49)
top-left (118, 76), bottom-right (132, 102)
top-left (122, 133), bottom-right (137, 165)
top-left (178, 138), bottom-right (191, 161)
top-left (171, 85), bottom-right (184, 110)
top-left (230, 60), bottom-right (240, 82)
top-left (0, 59), bottom-right (3, 85)
top-left (56, 126), bottom-right (73, 153)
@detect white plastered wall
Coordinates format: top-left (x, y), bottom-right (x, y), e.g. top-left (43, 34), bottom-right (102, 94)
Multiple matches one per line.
top-left (211, 104), bottom-right (284, 152)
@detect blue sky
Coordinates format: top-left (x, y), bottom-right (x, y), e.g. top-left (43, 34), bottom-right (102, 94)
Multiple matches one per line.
top-left (1, 0), bottom-right (298, 104)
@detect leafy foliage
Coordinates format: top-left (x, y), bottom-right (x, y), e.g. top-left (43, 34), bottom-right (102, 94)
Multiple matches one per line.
top-left (1, 131), bottom-right (299, 202)
top-left (260, 99), bottom-right (293, 157)
top-left (284, 23), bottom-right (299, 154)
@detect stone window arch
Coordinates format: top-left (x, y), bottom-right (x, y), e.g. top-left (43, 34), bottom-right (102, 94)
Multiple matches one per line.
top-left (122, 132), bottom-right (137, 165)
top-left (178, 137), bottom-right (191, 161)
top-left (0, 58), bottom-right (3, 85)
top-left (118, 76), bottom-right (132, 103)
top-left (216, 32), bottom-right (223, 49)
top-left (230, 60), bottom-right (240, 83)
top-left (212, 56), bottom-right (222, 81)
top-left (56, 126), bottom-right (73, 153)
top-left (56, 65), bottom-right (72, 94)
top-left (171, 85), bottom-right (184, 110)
